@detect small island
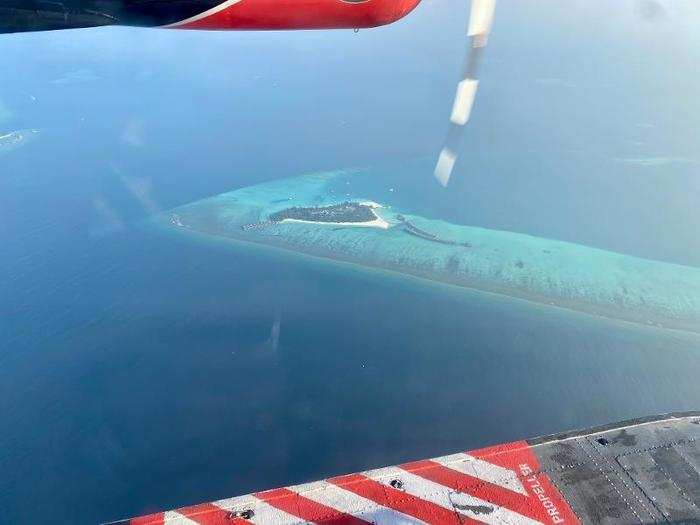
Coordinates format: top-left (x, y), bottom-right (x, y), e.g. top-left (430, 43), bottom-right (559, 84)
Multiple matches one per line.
top-left (0, 132), bottom-right (23, 147)
top-left (0, 129), bottom-right (39, 156)
top-left (271, 201), bottom-right (377, 223)
top-left (243, 201), bottom-right (389, 230)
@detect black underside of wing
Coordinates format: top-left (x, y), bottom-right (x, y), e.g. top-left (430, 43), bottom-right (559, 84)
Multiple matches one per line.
top-left (0, 0), bottom-right (221, 33)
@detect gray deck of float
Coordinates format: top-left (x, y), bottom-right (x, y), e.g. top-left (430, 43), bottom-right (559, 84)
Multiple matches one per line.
top-left (528, 412), bottom-right (700, 524)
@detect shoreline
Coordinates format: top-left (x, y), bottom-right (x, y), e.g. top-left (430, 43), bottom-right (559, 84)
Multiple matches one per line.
top-left (280, 216), bottom-right (390, 229)
top-left (278, 202), bottom-right (390, 229)
top-left (155, 169), bottom-right (700, 336)
top-left (155, 216), bottom-right (700, 336)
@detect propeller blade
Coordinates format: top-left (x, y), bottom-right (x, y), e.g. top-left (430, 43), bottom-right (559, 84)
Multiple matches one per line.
top-left (434, 0), bottom-right (496, 187)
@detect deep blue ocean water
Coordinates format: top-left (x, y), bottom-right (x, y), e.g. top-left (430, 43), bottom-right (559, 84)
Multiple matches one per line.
top-left (2, 1), bottom-right (700, 523)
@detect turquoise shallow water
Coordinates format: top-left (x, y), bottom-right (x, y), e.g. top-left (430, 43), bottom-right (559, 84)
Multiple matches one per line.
top-left (0, 128), bottom-right (38, 156)
top-left (169, 167), bottom-right (700, 332)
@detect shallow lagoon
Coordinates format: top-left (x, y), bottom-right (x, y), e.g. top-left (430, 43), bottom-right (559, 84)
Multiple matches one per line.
top-left (167, 165), bottom-right (700, 333)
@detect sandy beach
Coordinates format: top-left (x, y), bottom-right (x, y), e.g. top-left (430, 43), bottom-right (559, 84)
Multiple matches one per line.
top-left (280, 201), bottom-right (390, 229)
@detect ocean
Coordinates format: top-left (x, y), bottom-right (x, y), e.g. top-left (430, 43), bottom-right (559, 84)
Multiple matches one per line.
top-left (2, 1), bottom-right (700, 523)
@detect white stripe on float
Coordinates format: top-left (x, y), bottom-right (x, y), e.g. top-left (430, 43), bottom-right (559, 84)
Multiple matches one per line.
top-left (370, 468), bottom-right (541, 525)
top-left (433, 453), bottom-right (529, 496)
top-left (289, 479), bottom-right (424, 525)
top-left (449, 490), bottom-right (543, 525)
top-left (367, 465), bottom-right (457, 510)
top-left (162, 0), bottom-right (245, 28)
top-left (163, 511), bottom-right (199, 524)
top-left (210, 494), bottom-right (301, 524)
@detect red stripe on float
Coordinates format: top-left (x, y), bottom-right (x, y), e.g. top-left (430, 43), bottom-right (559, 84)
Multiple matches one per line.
top-left (255, 487), bottom-right (371, 524)
top-left (467, 440), bottom-right (533, 472)
top-left (402, 459), bottom-right (546, 523)
top-left (131, 512), bottom-right (165, 525)
top-left (328, 473), bottom-right (468, 525)
top-left (467, 442), bottom-right (580, 524)
top-left (175, 502), bottom-right (249, 525)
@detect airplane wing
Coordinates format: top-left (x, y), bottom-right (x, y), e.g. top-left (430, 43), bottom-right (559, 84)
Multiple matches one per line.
top-left (108, 412), bottom-right (700, 524)
top-left (0, 0), bottom-right (422, 34)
